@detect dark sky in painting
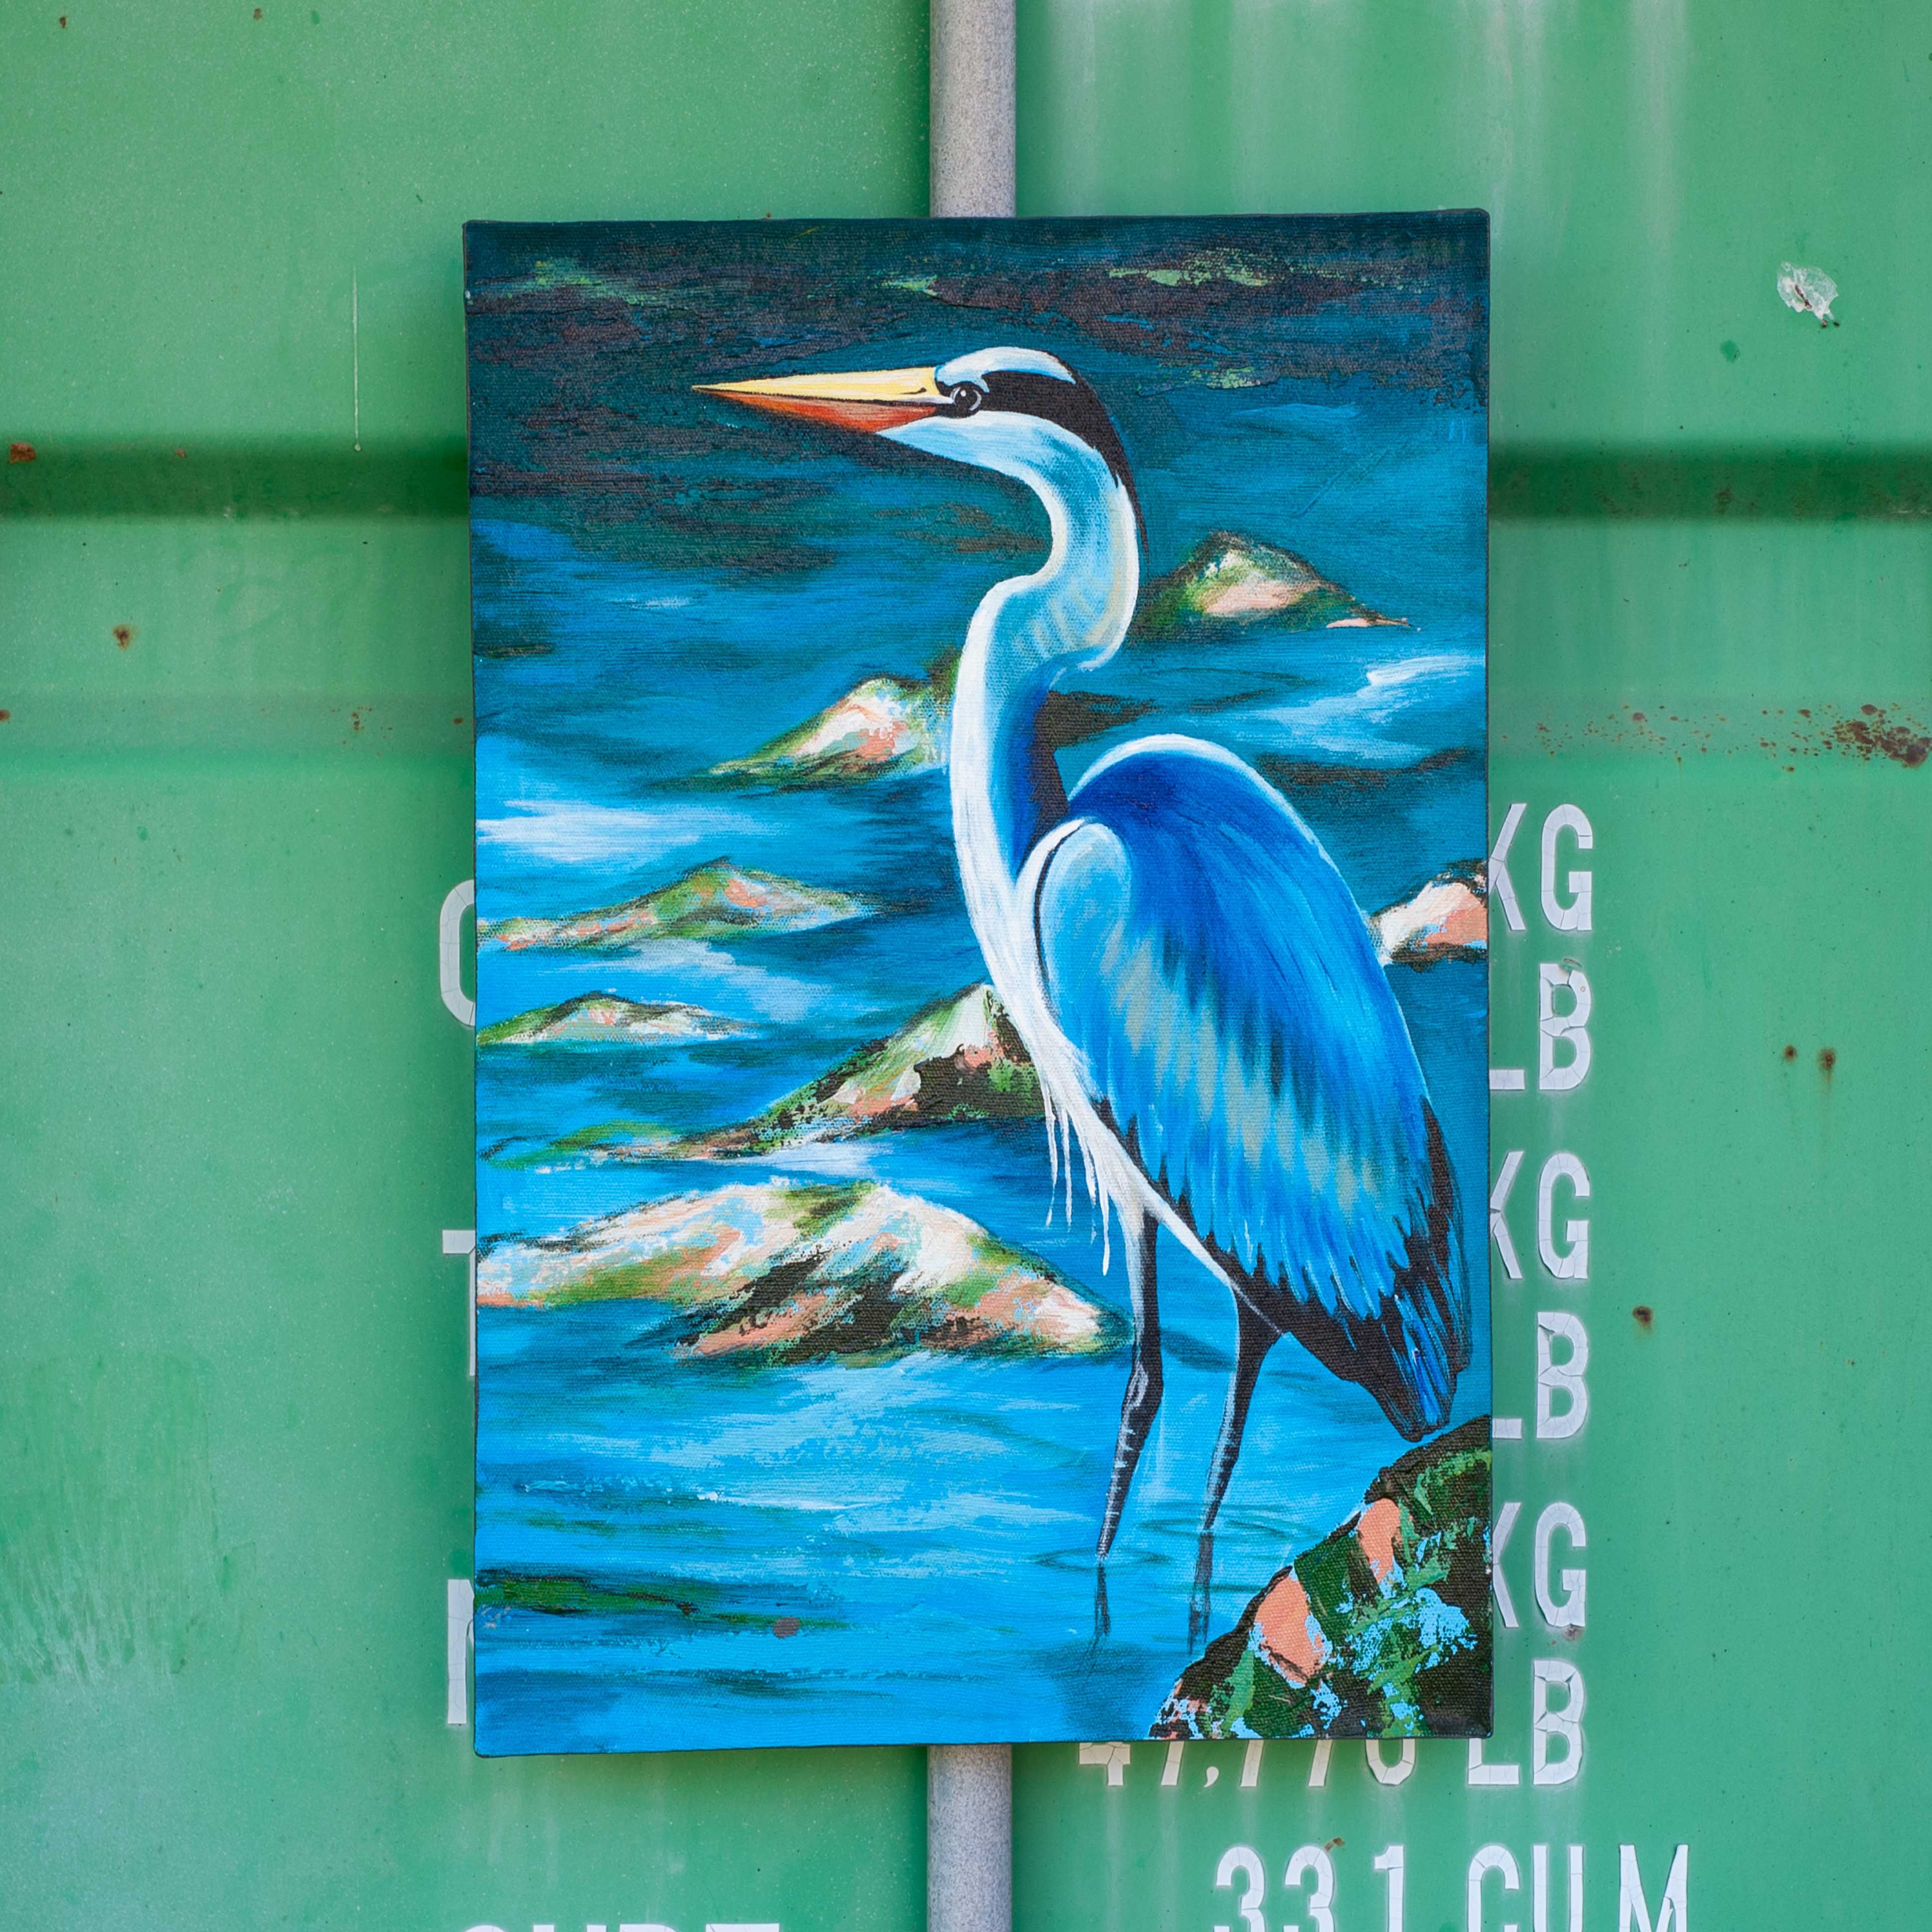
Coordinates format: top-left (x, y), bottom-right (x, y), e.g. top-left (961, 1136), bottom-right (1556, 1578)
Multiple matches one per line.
top-left (466, 216), bottom-right (1486, 579)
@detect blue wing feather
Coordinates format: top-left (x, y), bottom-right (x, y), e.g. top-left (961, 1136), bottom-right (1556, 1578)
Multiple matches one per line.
top-left (1034, 738), bottom-right (1468, 1436)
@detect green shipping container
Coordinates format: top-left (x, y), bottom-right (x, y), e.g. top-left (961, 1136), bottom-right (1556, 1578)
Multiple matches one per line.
top-left (3, 3), bottom-right (1926, 1928)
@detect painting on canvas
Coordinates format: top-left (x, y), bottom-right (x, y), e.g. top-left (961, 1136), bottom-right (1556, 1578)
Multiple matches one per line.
top-left (465, 216), bottom-right (1491, 1752)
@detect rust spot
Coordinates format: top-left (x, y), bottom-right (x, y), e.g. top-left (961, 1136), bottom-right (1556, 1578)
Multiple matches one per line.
top-left (7, 442), bottom-right (34, 463)
top-left (1818, 1046), bottom-right (1836, 1076)
top-left (58, 13), bottom-right (66, 24)
top-left (1324, 1837), bottom-right (1345, 1853)
top-left (1561, 700), bottom-right (1930, 768)
top-left (1782, 1044), bottom-right (1797, 1062)
top-left (0, 710), bottom-right (11, 722)
top-left (112, 625), bottom-right (134, 648)
top-left (772, 1616), bottom-right (801, 1639)
top-left (253, 5), bottom-right (262, 13)
top-left (1633, 1305), bottom-right (1654, 1329)
top-left (174, 447), bottom-right (186, 458)
top-left (452, 715), bottom-right (465, 724)
top-left (1828, 707), bottom-right (1930, 767)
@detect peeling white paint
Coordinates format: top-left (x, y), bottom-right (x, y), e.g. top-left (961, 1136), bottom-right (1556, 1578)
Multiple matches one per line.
top-left (1778, 261), bottom-right (1840, 327)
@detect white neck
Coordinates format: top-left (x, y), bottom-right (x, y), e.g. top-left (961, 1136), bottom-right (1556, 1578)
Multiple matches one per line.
top-left (947, 428), bottom-right (1140, 945)
top-left (943, 429), bottom-right (1148, 1258)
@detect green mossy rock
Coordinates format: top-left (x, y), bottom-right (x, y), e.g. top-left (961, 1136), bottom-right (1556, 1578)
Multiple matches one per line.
top-left (479, 859), bottom-right (871, 952)
top-left (1153, 1418), bottom-right (1492, 1738)
top-left (479, 992), bottom-right (751, 1046)
top-left (687, 982), bottom-right (1041, 1155)
top-left (707, 674), bottom-right (950, 787)
top-left (1135, 532), bottom-right (1404, 636)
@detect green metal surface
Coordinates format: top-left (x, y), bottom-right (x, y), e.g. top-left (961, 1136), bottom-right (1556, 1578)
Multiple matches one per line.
top-left (4, 3), bottom-right (1927, 1927)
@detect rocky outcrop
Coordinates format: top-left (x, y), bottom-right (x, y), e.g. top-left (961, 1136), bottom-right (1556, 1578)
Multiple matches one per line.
top-left (478, 859), bottom-right (872, 951)
top-left (1136, 533), bottom-right (1406, 635)
top-left (479, 992), bottom-right (751, 1046)
top-left (1152, 1418), bottom-right (1491, 1738)
top-left (685, 982), bottom-right (1041, 1155)
top-left (1370, 861), bottom-right (1487, 966)
top-left (477, 1178), bottom-right (1126, 1365)
top-left (708, 674), bottom-right (950, 786)
top-left (705, 657), bottom-right (1152, 789)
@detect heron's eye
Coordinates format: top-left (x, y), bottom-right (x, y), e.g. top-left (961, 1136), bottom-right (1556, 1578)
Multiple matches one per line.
top-left (946, 384), bottom-right (984, 417)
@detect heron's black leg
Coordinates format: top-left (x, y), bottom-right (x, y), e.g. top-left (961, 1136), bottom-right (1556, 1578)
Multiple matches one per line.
top-left (1189, 1530), bottom-right (1215, 1649)
top-left (1201, 1292), bottom-right (1280, 1536)
top-left (1096, 1209), bottom-right (1162, 1559)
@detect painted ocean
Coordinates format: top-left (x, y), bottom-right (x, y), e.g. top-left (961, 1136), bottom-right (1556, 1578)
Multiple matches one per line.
top-left (467, 217), bottom-right (1491, 1752)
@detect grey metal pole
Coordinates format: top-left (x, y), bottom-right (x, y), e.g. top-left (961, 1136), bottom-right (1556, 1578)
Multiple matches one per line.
top-left (930, 0), bottom-right (1016, 219)
top-left (926, 14), bottom-right (1017, 1927)
top-left (928, 1741), bottom-right (1012, 1932)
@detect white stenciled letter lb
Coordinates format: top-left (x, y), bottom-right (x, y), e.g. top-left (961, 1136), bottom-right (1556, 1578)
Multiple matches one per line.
top-left (1538, 964), bottom-right (1592, 1091)
top-left (1536, 1313), bottom-right (1590, 1440)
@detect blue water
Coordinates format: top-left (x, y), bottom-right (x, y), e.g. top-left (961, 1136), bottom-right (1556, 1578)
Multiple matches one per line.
top-left (468, 220), bottom-right (1489, 1753)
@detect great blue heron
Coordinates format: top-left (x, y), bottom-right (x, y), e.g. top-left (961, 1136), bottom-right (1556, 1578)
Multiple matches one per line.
top-left (701, 348), bottom-right (1469, 1562)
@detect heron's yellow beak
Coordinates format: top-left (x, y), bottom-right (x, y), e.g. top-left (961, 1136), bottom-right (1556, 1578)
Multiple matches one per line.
top-left (695, 365), bottom-right (949, 434)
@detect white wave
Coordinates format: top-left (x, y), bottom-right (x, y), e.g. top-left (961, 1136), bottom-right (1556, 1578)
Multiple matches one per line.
top-left (479, 796), bottom-right (756, 868)
top-left (1363, 652), bottom-right (1476, 691)
top-left (1251, 650), bottom-right (1481, 762)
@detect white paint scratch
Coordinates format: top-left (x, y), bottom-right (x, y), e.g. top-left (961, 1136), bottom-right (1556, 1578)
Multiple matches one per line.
top-left (351, 269), bottom-right (362, 448)
top-left (1778, 262), bottom-right (1840, 327)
